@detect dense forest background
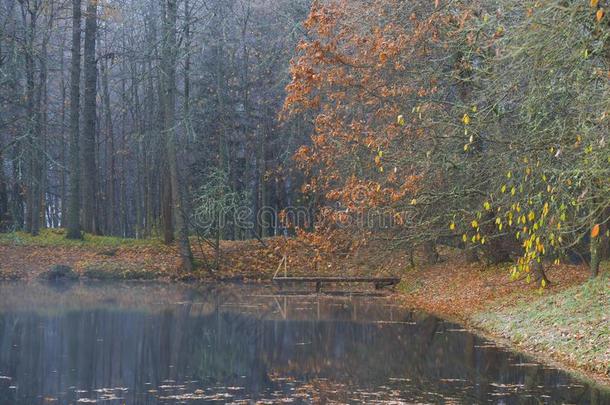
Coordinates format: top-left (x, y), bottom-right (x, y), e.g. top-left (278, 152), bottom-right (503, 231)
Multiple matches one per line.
top-left (0, 0), bottom-right (311, 247)
top-left (1, 0), bottom-right (609, 280)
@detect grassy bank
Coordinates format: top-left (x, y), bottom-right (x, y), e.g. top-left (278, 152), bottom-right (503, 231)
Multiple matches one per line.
top-left (395, 258), bottom-right (609, 386)
top-left (0, 230), bottom-right (608, 386)
top-left (474, 272), bottom-right (609, 379)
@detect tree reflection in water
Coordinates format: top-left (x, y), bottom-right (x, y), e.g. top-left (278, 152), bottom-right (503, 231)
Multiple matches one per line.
top-left (0, 282), bottom-right (606, 404)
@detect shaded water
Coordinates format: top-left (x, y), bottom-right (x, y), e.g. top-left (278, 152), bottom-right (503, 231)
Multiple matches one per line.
top-left (0, 282), bottom-right (606, 404)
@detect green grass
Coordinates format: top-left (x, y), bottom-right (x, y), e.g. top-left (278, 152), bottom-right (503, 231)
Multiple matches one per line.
top-left (0, 228), bottom-right (164, 249)
top-left (82, 263), bottom-right (161, 280)
top-left (475, 270), bottom-right (610, 376)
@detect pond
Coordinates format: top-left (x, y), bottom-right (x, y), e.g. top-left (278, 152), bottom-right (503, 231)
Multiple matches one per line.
top-left (0, 282), bottom-right (606, 404)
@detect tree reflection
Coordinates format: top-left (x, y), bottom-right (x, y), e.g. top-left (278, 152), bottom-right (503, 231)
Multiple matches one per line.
top-left (0, 283), bottom-right (606, 404)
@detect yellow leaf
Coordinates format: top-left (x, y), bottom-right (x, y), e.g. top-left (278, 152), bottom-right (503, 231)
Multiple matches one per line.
top-left (471, 220), bottom-right (478, 228)
top-left (449, 222), bottom-right (456, 230)
top-left (462, 113), bottom-right (471, 125)
top-left (462, 234), bottom-right (467, 242)
top-left (410, 198), bottom-right (417, 205)
top-left (483, 201), bottom-right (491, 210)
top-left (597, 8), bottom-right (605, 22)
top-left (591, 0), bottom-right (599, 8)
top-left (397, 115), bottom-right (405, 126)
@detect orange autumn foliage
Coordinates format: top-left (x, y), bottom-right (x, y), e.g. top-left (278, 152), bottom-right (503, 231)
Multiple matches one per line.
top-left (283, 0), bottom-right (466, 255)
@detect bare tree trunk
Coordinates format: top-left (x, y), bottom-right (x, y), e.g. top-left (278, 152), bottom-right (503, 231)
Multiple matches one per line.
top-left (67, 0), bottom-right (82, 239)
top-left (101, 58), bottom-right (115, 235)
top-left (81, 0), bottom-right (98, 234)
top-left (422, 241), bottom-right (439, 265)
top-left (37, 35), bottom-right (49, 231)
top-left (20, 0), bottom-right (49, 236)
top-left (163, 0), bottom-right (193, 272)
top-left (119, 71), bottom-right (127, 237)
top-left (162, 170), bottom-right (173, 244)
top-left (0, 149), bottom-right (7, 228)
top-left (21, 3), bottom-right (37, 234)
top-left (60, 31), bottom-right (67, 228)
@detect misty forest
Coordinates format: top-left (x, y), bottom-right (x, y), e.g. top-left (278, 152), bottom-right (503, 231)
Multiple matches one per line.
top-left (0, 0), bottom-right (609, 403)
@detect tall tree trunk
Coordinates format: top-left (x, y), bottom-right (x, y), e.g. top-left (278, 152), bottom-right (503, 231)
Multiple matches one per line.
top-left (36, 35), bottom-right (49, 232)
top-left (81, 0), bottom-right (98, 234)
top-left (101, 58), bottom-right (115, 235)
top-left (162, 168), bottom-right (173, 244)
top-left (183, 0), bottom-right (190, 116)
top-left (258, 128), bottom-right (268, 238)
top-left (163, 0), bottom-right (193, 272)
top-left (22, 4), bottom-right (37, 234)
top-left (60, 32), bottom-right (68, 228)
top-left (20, 2), bottom-right (46, 236)
top-left (67, 0), bottom-right (82, 239)
top-left (0, 149), bottom-right (7, 229)
top-left (10, 142), bottom-right (24, 230)
top-left (119, 70), bottom-right (128, 237)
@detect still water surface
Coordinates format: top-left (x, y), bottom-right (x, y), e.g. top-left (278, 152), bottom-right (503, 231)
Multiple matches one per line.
top-left (0, 282), bottom-right (607, 404)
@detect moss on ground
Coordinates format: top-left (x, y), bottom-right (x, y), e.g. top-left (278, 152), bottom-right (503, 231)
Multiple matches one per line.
top-left (474, 271), bottom-right (610, 377)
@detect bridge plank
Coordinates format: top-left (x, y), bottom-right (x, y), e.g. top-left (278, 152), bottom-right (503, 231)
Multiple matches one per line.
top-left (273, 277), bottom-right (400, 283)
top-left (272, 276), bottom-right (400, 291)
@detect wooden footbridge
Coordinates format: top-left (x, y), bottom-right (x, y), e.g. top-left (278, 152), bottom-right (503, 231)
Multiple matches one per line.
top-left (272, 255), bottom-right (400, 292)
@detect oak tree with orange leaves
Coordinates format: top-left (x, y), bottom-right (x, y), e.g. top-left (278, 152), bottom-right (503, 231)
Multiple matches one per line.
top-left (284, 0), bottom-right (497, 264)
